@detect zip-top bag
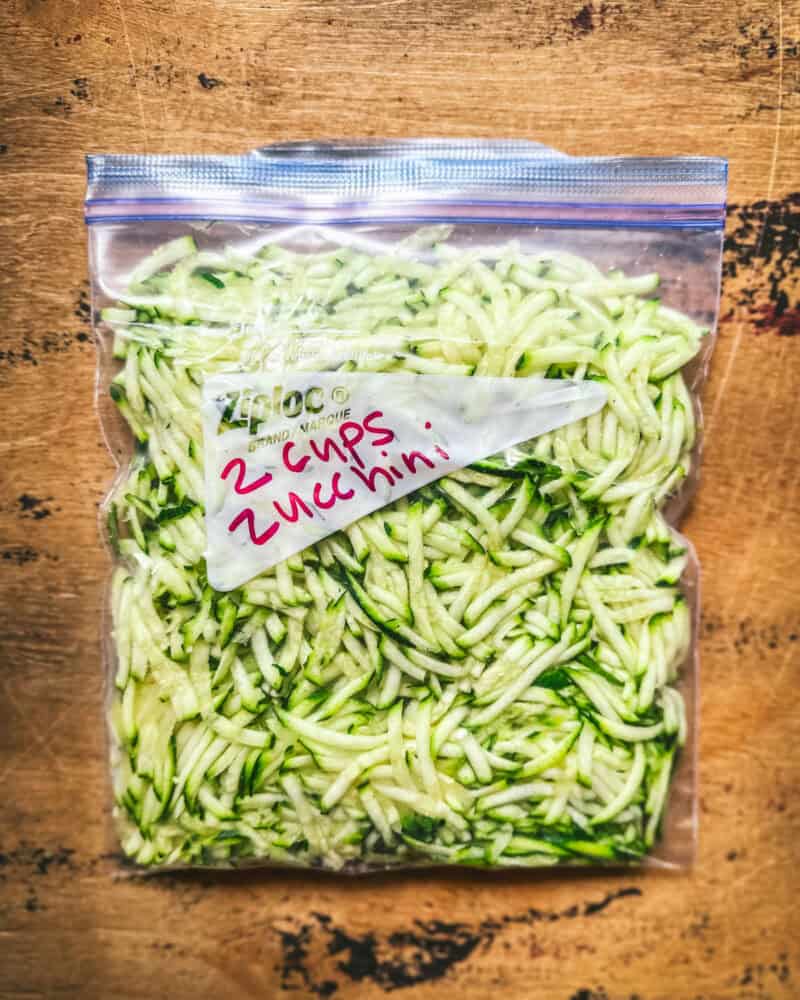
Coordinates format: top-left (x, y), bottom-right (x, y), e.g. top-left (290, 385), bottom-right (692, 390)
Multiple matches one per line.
top-left (86, 141), bottom-right (726, 871)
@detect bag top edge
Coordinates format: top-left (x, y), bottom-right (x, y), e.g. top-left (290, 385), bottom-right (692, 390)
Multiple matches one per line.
top-left (85, 142), bottom-right (727, 215)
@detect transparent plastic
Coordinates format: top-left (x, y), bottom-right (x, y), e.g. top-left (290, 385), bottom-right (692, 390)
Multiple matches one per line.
top-left (86, 141), bottom-right (726, 873)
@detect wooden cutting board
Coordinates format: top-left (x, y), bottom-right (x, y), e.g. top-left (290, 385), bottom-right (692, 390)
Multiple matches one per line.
top-left (0, 2), bottom-right (797, 997)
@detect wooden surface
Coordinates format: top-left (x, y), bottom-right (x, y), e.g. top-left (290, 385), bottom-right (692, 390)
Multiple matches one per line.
top-left (1, 2), bottom-right (799, 998)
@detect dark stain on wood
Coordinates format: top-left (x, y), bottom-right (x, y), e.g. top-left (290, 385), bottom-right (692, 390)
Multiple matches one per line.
top-left (44, 95), bottom-right (73, 117)
top-left (198, 72), bottom-right (224, 90)
top-left (723, 194), bottom-right (800, 335)
top-left (70, 77), bottom-right (90, 101)
top-left (17, 494), bottom-right (56, 520)
top-left (0, 845), bottom-right (77, 874)
top-left (1, 547), bottom-right (40, 564)
top-left (735, 954), bottom-right (792, 991)
top-left (277, 889), bottom-right (642, 994)
top-left (0, 329), bottom-right (91, 369)
top-left (74, 285), bottom-right (92, 325)
top-left (569, 3), bottom-right (623, 36)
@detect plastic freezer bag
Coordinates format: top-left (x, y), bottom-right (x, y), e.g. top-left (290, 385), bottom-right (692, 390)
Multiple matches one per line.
top-left (85, 141), bottom-right (726, 871)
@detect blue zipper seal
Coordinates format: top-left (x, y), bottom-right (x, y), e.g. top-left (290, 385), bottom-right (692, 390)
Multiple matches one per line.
top-left (86, 141), bottom-right (727, 228)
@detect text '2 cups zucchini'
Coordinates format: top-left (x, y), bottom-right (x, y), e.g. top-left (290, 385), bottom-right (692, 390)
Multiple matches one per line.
top-left (86, 141), bottom-right (726, 871)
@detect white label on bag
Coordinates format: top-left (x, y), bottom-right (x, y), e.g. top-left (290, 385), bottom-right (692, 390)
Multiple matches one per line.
top-left (201, 373), bottom-right (607, 591)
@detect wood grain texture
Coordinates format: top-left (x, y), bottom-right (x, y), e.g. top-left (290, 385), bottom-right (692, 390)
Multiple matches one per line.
top-left (1, 1), bottom-right (799, 998)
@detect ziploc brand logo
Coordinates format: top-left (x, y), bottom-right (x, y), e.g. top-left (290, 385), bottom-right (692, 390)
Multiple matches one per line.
top-left (202, 372), bottom-right (607, 592)
top-left (215, 382), bottom-right (353, 435)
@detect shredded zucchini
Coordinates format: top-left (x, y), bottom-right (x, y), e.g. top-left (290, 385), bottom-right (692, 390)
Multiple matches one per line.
top-left (103, 233), bottom-right (701, 869)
